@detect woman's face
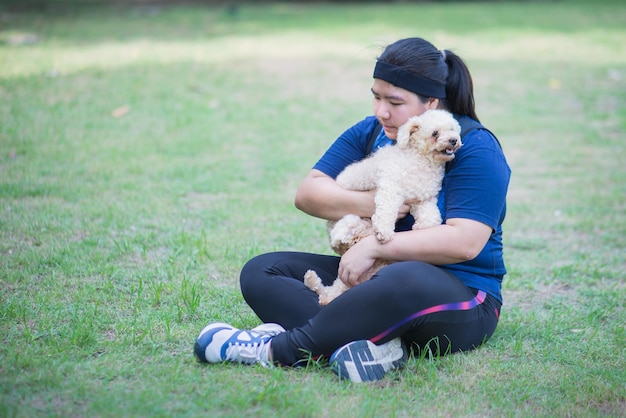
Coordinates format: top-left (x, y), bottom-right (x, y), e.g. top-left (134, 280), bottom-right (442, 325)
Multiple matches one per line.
top-left (371, 78), bottom-right (439, 140)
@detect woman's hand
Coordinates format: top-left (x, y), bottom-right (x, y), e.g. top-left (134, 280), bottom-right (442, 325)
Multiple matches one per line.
top-left (337, 218), bottom-right (492, 287)
top-left (338, 235), bottom-right (381, 287)
top-left (397, 202), bottom-right (411, 220)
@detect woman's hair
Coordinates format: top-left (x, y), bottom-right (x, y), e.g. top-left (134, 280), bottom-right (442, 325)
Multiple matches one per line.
top-left (378, 38), bottom-right (479, 121)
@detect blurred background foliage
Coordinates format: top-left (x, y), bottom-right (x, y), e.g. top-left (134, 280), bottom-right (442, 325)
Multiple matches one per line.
top-left (2, 0), bottom-right (607, 13)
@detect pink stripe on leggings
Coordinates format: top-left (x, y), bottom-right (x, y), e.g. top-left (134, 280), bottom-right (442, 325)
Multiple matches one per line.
top-left (370, 290), bottom-right (487, 343)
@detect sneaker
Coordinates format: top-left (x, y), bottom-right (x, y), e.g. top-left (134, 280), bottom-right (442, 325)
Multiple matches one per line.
top-left (330, 338), bottom-right (408, 382)
top-left (193, 322), bottom-right (276, 366)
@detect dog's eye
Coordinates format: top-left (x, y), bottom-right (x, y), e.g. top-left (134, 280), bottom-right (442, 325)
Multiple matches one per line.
top-left (432, 130), bottom-right (439, 137)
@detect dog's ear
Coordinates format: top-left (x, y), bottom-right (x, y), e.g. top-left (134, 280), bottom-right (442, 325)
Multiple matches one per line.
top-left (406, 121), bottom-right (422, 147)
top-left (397, 118), bottom-right (420, 148)
top-left (409, 123), bottom-right (421, 137)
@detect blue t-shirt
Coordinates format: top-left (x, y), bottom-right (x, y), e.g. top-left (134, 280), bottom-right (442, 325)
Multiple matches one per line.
top-left (313, 115), bottom-right (511, 302)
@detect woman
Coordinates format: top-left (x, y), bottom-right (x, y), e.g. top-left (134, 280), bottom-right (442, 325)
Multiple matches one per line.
top-left (194, 37), bottom-right (511, 383)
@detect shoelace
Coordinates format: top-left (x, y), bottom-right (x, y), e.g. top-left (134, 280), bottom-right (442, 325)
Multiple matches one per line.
top-left (223, 331), bottom-right (272, 365)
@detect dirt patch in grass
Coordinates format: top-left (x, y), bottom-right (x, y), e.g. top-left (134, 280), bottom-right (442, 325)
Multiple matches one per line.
top-left (503, 282), bottom-right (576, 312)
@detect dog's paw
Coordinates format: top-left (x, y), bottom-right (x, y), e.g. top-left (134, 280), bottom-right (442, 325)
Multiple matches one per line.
top-left (412, 213), bottom-right (442, 230)
top-left (318, 294), bottom-right (332, 306)
top-left (304, 270), bottom-right (323, 293)
top-left (375, 228), bottom-right (395, 243)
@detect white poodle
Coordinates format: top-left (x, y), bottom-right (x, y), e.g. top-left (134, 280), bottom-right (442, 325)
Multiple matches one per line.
top-left (304, 109), bottom-right (462, 305)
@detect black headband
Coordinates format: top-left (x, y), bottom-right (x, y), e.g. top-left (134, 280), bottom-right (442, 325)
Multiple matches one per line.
top-left (373, 60), bottom-right (446, 99)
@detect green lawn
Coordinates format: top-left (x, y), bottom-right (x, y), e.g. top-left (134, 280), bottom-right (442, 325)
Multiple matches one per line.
top-left (1, 1), bottom-right (625, 416)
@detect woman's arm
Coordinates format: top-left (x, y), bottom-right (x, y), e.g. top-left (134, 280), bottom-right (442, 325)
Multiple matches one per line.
top-left (294, 169), bottom-right (377, 221)
top-left (338, 218), bottom-right (492, 287)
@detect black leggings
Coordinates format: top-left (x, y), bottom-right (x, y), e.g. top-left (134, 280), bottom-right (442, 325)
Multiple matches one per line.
top-left (240, 251), bottom-right (501, 367)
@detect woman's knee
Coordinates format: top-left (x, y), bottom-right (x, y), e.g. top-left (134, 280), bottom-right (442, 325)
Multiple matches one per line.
top-left (240, 251), bottom-right (302, 292)
top-left (240, 252), bottom-right (278, 293)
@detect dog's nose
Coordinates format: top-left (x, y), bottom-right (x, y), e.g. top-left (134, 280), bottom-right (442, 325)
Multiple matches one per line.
top-left (449, 138), bottom-right (458, 146)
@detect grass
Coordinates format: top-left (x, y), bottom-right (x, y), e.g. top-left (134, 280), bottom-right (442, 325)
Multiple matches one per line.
top-left (1, 1), bottom-right (625, 416)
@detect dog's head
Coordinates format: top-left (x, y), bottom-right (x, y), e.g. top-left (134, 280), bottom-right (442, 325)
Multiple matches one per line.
top-left (396, 109), bottom-right (462, 163)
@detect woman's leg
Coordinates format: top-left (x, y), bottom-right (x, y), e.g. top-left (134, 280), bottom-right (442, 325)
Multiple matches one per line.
top-left (239, 251), bottom-right (341, 330)
top-left (198, 257), bottom-right (500, 382)
top-left (270, 261), bottom-right (501, 366)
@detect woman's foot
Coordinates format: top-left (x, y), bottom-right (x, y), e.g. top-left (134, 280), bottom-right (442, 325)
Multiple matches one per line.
top-left (330, 338), bottom-right (408, 382)
top-left (194, 322), bottom-right (285, 366)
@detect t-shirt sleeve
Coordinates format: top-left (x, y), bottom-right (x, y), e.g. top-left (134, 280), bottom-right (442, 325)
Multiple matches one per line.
top-left (312, 116), bottom-right (379, 179)
top-left (441, 130), bottom-right (511, 230)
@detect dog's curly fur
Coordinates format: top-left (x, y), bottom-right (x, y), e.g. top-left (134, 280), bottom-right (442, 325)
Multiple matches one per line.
top-left (304, 109), bottom-right (462, 305)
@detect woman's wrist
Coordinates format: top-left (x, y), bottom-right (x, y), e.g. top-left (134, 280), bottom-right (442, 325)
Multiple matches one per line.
top-left (361, 234), bottom-right (385, 259)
